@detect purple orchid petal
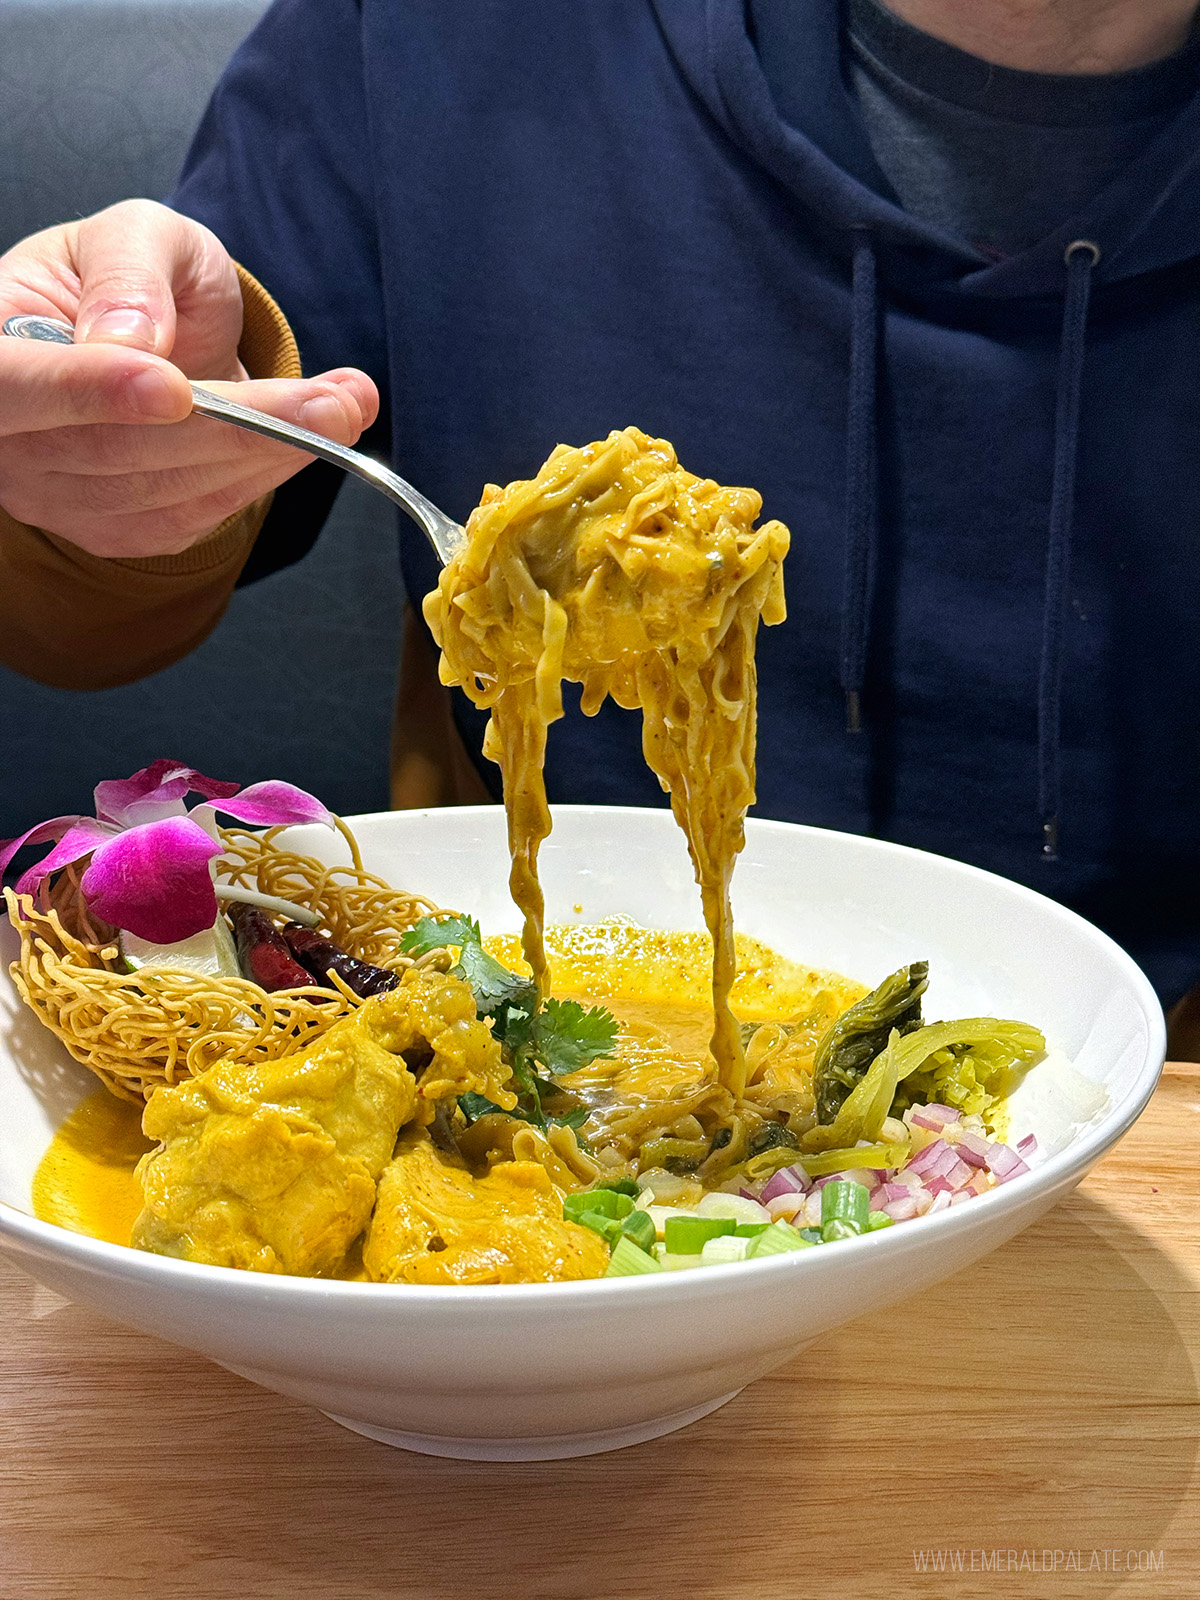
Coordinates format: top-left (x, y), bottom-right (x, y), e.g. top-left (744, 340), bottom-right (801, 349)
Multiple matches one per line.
top-left (112, 795), bottom-right (192, 829)
top-left (94, 760), bottom-right (240, 828)
top-left (12, 819), bottom-right (120, 897)
top-left (209, 780), bottom-right (335, 831)
top-left (1, 814), bottom-right (91, 880)
top-left (80, 817), bottom-right (223, 943)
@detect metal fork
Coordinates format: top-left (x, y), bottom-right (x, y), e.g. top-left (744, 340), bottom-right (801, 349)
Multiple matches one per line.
top-left (3, 313), bottom-right (466, 564)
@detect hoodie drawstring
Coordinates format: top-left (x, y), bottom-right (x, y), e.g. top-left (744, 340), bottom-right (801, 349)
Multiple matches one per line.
top-left (840, 229), bottom-right (880, 734)
top-left (1038, 238), bottom-right (1099, 860)
top-left (840, 233), bottom-right (1096, 857)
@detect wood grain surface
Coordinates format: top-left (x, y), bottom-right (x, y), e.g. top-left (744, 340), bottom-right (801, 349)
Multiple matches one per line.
top-left (2, 1066), bottom-right (1197, 1600)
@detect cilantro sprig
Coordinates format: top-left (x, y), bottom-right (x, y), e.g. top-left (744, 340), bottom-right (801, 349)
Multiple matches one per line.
top-left (398, 913), bottom-right (482, 958)
top-left (525, 999), bottom-right (618, 1077)
top-left (399, 914), bottom-right (618, 1128)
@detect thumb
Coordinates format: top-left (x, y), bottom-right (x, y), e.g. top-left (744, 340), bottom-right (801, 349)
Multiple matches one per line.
top-left (72, 200), bottom-right (186, 356)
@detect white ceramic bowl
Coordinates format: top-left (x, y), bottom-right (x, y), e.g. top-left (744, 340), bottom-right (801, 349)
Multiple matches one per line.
top-left (0, 806), bottom-right (1165, 1460)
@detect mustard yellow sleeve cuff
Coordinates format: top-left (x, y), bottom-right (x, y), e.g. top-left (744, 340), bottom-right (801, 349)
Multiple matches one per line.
top-left (235, 262), bottom-right (302, 383)
top-left (0, 495), bottom-right (275, 690)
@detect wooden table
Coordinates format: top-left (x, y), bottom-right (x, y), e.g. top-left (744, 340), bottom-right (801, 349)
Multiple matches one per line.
top-left (2, 1067), bottom-right (1197, 1600)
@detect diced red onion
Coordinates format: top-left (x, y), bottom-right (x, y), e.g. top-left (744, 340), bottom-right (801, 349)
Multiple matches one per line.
top-left (882, 1192), bottom-right (919, 1221)
top-left (953, 1130), bottom-right (993, 1168)
top-left (1017, 1134), bottom-right (1038, 1158)
top-left (760, 1165), bottom-right (810, 1204)
top-left (739, 1187), bottom-right (759, 1202)
top-left (931, 1147), bottom-right (963, 1180)
top-left (907, 1138), bottom-right (950, 1176)
top-left (910, 1103), bottom-right (962, 1130)
top-left (911, 1187), bottom-right (934, 1216)
top-left (986, 1142), bottom-right (1029, 1180)
top-left (926, 1190), bottom-right (953, 1214)
top-left (949, 1191), bottom-right (974, 1206)
top-left (943, 1155), bottom-right (976, 1191)
top-left (996, 1158), bottom-right (1030, 1184)
top-left (909, 1140), bottom-right (965, 1184)
top-left (925, 1174), bottom-right (953, 1195)
top-left (881, 1181), bottom-right (911, 1202)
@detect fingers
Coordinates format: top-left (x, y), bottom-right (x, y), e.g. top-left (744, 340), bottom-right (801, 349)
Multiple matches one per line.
top-left (0, 339), bottom-right (193, 436)
top-left (9, 368), bottom-right (379, 472)
top-left (0, 201), bottom-right (382, 560)
top-left (71, 200), bottom-right (208, 356)
top-left (34, 461), bottom-right (321, 560)
top-left (1, 200), bottom-right (247, 382)
top-left (0, 367), bottom-right (381, 558)
top-left (195, 367), bottom-right (381, 437)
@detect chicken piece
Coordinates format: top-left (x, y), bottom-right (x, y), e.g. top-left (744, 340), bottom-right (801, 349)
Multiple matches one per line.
top-left (132, 968), bottom-right (506, 1275)
top-left (132, 1009), bottom-right (415, 1275)
top-left (363, 1131), bottom-right (609, 1285)
top-left (370, 965), bottom-right (514, 1117)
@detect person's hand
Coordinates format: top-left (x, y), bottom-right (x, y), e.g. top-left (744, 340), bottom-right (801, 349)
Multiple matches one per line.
top-left (0, 199), bottom-right (378, 558)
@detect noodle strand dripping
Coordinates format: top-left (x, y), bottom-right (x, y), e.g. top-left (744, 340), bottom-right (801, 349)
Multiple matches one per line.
top-left (425, 427), bottom-right (789, 1094)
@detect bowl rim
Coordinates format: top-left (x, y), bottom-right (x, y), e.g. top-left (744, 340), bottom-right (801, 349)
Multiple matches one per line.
top-left (0, 806), bottom-right (1167, 1306)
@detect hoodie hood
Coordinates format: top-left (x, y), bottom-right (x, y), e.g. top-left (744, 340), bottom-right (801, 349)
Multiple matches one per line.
top-left (651, 0), bottom-right (1200, 296)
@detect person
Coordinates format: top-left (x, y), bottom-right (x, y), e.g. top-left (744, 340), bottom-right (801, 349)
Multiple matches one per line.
top-left (2, 0), bottom-right (1200, 1034)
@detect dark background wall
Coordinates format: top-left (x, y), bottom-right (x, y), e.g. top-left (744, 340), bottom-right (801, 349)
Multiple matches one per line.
top-left (0, 0), bottom-right (404, 838)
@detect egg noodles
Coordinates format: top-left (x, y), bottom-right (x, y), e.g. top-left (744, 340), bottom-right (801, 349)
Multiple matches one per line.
top-left (425, 427), bottom-right (790, 1095)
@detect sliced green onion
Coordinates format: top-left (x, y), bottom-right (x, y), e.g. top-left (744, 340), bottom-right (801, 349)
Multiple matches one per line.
top-left (563, 1188), bottom-right (633, 1222)
top-left (820, 1180), bottom-right (869, 1242)
top-left (745, 1221), bottom-right (813, 1258)
top-left (663, 1216), bottom-right (736, 1255)
top-left (866, 1211), bottom-right (894, 1231)
top-left (659, 1252), bottom-right (699, 1272)
top-left (733, 1222), bottom-right (770, 1238)
top-left (700, 1234), bottom-right (752, 1266)
top-left (619, 1209), bottom-right (656, 1253)
top-left (575, 1211), bottom-right (623, 1245)
top-left (605, 1236), bottom-right (664, 1276)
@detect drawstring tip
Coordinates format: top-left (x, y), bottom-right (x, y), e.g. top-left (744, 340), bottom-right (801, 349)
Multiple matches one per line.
top-left (1041, 816), bottom-right (1059, 859)
top-left (845, 689), bottom-right (862, 733)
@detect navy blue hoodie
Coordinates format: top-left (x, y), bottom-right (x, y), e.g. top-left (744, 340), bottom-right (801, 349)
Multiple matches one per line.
top-left (173, 0), bottom-right (1200, 1002)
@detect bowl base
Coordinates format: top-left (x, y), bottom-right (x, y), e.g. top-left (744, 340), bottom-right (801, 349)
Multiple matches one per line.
top-left (322, 1390), bottom-right (743, 1460)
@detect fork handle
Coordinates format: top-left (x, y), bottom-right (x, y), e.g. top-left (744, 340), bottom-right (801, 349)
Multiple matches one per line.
top-left (187, 385), bottom-right (465, 563)
top-left (2, 314), bottom-right (466, 565)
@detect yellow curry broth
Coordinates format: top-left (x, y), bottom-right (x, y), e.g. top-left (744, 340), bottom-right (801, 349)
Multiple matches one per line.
top-left (32, 924), bottom-right (862, 1266)
top-left (486, 919), bottom-right (864, 1096)
top-left (32, 1089), bottom-right (152, 1246)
